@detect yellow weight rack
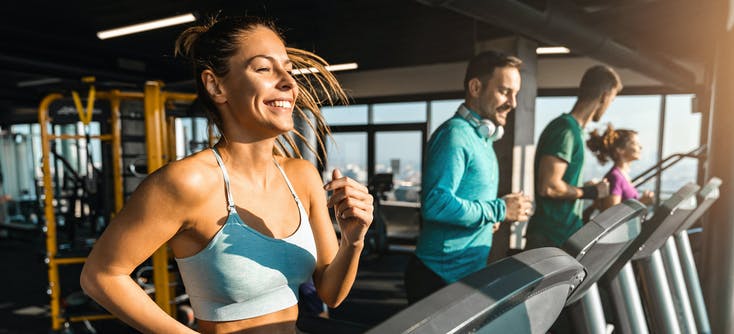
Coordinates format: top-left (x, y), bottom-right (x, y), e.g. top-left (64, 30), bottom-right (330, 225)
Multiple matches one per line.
top-left (40, 81), bottom-right (197, 331)
top-left (142, 81), bottom-right (197, 317)
top-left (39, 87), bottom-right (140, 331)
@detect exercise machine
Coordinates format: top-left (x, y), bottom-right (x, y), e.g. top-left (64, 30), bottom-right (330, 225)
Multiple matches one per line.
top-left (562, 199), bottom-right (648, 334)
top-left (366, 247), bottom-right (585, 334)
top-left (667, 177), bottom-right (721, 334)
top-left (601, 183), bottom-right (700, 334)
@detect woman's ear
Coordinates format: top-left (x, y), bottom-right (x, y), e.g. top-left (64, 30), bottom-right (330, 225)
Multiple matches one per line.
top-left (202, 70), bottom-right (226, 104)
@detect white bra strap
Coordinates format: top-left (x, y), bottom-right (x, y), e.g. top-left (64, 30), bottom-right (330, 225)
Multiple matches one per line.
top-left (273, 159), bottom-right (301, 203)
top-left (210, 147), bottom-right (236, 213)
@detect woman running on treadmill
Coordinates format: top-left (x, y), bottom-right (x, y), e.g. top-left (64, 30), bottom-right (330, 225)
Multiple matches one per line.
top-left (587, 124), bottom-right (655, 210)
top-left (81, 15), bottom-right (373, 334)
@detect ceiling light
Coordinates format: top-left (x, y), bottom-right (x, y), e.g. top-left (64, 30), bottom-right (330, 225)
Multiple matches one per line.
top-left (17, 77), bottom-right (62, 87)
top-left (97, 13), bottom-right (196, 40)
top-left (536, 46), bottom-right (571, 55)
top-left (292, 62), bottom-right (359, 75)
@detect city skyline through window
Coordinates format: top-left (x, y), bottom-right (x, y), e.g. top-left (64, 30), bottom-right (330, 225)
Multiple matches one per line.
top-left (321, 94), bottom-right (700, 203)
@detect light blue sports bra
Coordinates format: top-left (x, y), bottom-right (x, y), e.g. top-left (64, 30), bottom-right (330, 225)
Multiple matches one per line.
top-left (175, 148), bottom-right (318, 321)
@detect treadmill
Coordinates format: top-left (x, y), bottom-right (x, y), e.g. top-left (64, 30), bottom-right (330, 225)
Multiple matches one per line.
top-left (668, 177), bottom-right (721, 334)
top-left (366, 248), bottom-right (585, 334)
top-left (601, 183), bottom-right (700, 334)
top-left (561, 199), bottom-right (648, 334)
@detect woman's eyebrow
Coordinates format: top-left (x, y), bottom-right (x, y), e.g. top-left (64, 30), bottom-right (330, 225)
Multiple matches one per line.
top-left (245, 55), bottom-right (292, 67)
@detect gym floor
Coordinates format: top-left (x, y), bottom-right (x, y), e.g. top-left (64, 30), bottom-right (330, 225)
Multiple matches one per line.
top-left (0, 237), bottom-right (411, 333)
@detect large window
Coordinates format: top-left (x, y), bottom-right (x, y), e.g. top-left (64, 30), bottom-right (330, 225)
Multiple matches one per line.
top-left (534, 94), bottom-right (700, 202)
top-left (376, 131), bottom-right (422, 195)
top-left (321, 105), bottom-right (372, 184)
top-left (323, 103), bottom-right (428, 203)
top-left (325, 133), bottom-right (368, 185)
top-left (584, 95), bottom-right (662, 192)
top-left (176, 117), bottom-right (210, 159)
top-left (322, 105), bottom-right (368, 125)
top-left (373, 102), bottom-right (426, 124)
top-left (2, 124), bottom-right (42, 200)
top-left (320, 93), bottom-right (699, 206)
top-left (321, 99), bottom-right (483, 197)
top-left (429, 99), bottom-right (463, 135)
top-left (661, 94), bottom-right (701, 197)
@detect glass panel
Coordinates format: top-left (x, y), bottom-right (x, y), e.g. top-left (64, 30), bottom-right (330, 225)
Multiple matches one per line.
top-left (534, 95), bottom-right (662, 193)
top-left (325, 132), bottom-right (367, 185)
top-left (534, 96), bottom-right (576, 144)
top-left (322, 105), bottom-right (368, 125)
top-left (10, 124), bottom-right (31, 134)
top-left (175, 117), bottom-right (210, 157)
top-left (87, 122), bottom-right (103, 170)
top-left (177, 118), bottom-right (191, 158)
top-left (661, 94), bottom-right (701, 198)
top-left (59, 124), bottom-right (79, 172)
top-left (376, 131), bottom-right (422, 202)
top-left (31, 123), bottom-right (42, 197)
top-left (584, 95), bottom-right (661, 193)
top-left (2, 124), bottom-right (47, 200)
top-left (372, 102), bottom-right (426, 124)
top-left (2, 125), bottom-right (35, 200)
top-left (175, 118), bottom-right (188, 159)
top-left (76, 122), bottom-right (89, 174)
top-left (430, 99), bottom-right (463, 135)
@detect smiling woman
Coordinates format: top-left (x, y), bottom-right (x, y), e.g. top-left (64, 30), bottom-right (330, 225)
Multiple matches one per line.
top-left (79, 15), bottom-right (374, 334)
top-left (587, 124), bottom-right (655, 211)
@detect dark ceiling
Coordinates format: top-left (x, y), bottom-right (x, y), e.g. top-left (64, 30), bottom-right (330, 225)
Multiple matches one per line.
top-left (0, 0), bottom-right (726, 123)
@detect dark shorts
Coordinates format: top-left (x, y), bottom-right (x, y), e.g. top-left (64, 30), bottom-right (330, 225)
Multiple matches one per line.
top-left (298, 281), bottom-right (325, 315)
top-left (403, 254), bottom-right (448, 304)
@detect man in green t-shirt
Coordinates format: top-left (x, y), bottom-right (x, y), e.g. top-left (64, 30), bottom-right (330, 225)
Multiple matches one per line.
top-left (526, 65), bottom-right (622, 248)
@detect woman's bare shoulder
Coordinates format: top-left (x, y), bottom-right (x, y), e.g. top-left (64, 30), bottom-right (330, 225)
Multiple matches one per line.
top-left (141, 149), bottom-right (221, 204)
top-left (277, 156), bottom-right (321, 179)
top-left (277, 156), bottom-right (323, 193)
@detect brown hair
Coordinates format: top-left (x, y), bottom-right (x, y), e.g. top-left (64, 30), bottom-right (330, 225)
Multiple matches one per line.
top-left (174, 16), bottom-right (348, 163)
top-left (577, 65), bottom-right (623, 102)
top-left (463, 50), bottom-right (522, 92)
top-left (586, 124), bottom-right (637, 164)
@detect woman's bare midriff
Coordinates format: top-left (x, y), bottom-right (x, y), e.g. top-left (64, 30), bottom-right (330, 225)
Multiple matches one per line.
top-left (197, 305), bottom-right (299, 334)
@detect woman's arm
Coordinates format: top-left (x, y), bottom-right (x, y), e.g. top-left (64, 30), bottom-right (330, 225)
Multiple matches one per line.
top-left (295, 161), bottom-right (373, 307)
top-left (80, 163), bottom-right (203, 334)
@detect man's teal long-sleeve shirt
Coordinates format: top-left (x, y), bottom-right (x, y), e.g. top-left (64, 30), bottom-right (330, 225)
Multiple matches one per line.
top-left (415, 106), bottom-right (506, 283)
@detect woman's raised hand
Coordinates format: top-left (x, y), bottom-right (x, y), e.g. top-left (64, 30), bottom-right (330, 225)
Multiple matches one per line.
top-left (640, 190), bottom-right (655, 206)
top-left (324, 169), bottom-right (374, 247)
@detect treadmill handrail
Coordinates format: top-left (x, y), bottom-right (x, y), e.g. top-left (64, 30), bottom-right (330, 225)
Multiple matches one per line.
top-left (674, 177), bottom-right (722, 234)
top-left (563, 199), bottom-right (647, 304)
top-left (581, 146), bottom-right (704, 222)
top-left (631, 145), bottom-right (706, 188)
top-left (601, 182), bottom-right (699, 283)
top-left (568, 200), bottom-right (648, 257)
top-left (699, 177), bottom-right (722, 199)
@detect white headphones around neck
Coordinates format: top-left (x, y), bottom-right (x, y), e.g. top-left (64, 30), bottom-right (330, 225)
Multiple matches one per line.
top-left (457, 106), bottom-right (504, 141)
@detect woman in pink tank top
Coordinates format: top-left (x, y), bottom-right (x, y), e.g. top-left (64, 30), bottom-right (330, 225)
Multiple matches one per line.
top-left (587, 124), bottom-right (655, 211)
